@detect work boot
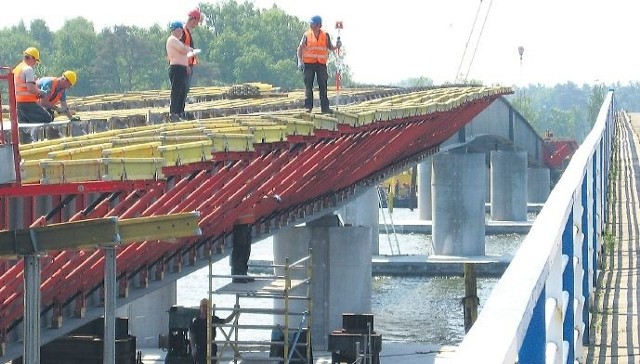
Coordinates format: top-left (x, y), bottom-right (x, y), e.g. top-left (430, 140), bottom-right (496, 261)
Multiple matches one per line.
top-left (169, 113), bottom-right (183, 123)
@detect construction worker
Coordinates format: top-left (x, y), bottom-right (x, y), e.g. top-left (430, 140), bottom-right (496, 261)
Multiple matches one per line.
top-left (189, 298), bottom-right (236, 363)
top-left (296, 15), bottom-right (342, 114)
top-left (166, 20), bottom-right (194, 122)
top-left (37, 71), bottom-right (80, 121)
top-left (182, 8), bottom-right (202, 101)
top-left (14, 47), bottom-right (52, 125)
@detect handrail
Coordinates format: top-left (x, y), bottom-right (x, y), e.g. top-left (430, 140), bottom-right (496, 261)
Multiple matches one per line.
top-left (0, 66), bottom-right (21, 184)
top-left (452, 91), bottom-right (614, 363)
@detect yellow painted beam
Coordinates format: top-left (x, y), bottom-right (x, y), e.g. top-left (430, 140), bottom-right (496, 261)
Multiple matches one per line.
top-left (0, 217), bottom-right (119, 256)
top-left (117, 212), bottom-right (201, 243)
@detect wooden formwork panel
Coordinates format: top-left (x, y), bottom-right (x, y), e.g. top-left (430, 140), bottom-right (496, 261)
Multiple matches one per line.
top-left (47, 143), bottom-right (113, 160)
top-left (41, 159), bottom-right (103, 183)
top-left (158, 140), bottom-right (213, 165)
top-left (102, 142), bottom-right (162, 158)
top-left (250, 125), bottom-right (286, 143)
top-left (20, 159), bottom-right (50, 183)
top-left (208, 133), bottom-right (255, 152)
top-left (101, 158), bottom-right (165, 181)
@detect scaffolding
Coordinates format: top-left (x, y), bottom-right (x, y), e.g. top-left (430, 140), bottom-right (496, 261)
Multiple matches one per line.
top-left (206, 249), bottom-right (313, 363)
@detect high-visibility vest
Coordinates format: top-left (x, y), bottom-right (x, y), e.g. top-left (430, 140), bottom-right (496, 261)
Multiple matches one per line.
top-left (182, 28), bottom-right (198, 66)
top-left (39, 77), bottom-right (65, 105)
top-left (14, 62), bottom-right (38, 103)
top-left (302, 29), bottom-right (329, 65)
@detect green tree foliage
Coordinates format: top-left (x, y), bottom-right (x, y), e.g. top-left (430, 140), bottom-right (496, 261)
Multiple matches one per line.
top-left (0, 0), bottom-right (351, 97)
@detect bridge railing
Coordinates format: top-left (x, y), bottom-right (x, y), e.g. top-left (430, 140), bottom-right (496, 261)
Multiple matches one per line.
top-left (451, 91), bottom-right (614, 363)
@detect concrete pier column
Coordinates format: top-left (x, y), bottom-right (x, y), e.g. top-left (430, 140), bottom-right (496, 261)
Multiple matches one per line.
top-left (116, 281), bottom-right (177, 347)
top-left (273, 214), bottom-right (371, 349)
top-left (432, 152), bottom-right (486, 256)
top-left (336, 187), bottom-right (379, 254)
top-left (528, 167), bottom-right (551, 203)
top-left (490, 150), bottom-right (528, 221)
top-left (417, 158), bottom-right (433, 220)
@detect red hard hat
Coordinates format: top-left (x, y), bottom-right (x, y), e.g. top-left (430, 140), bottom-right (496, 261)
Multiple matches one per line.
top-left (188, 8), bottom-right (202, 22)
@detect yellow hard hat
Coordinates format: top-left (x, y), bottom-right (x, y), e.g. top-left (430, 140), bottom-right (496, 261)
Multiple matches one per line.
top-left (62, 70), bottom-right (77, 86)
top-left (23, 47), bottom-right (40, 62)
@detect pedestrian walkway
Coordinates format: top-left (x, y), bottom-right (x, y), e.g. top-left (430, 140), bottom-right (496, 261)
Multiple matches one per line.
top-left (584, 112), bottom-right (640, 363)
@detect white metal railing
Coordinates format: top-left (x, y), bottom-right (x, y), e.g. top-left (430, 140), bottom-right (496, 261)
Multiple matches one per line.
top-left (450, 91), bottom-right (614, 363)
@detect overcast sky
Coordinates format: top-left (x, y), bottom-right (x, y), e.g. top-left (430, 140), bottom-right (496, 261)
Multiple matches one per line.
top-left (3, 0), bottom-right (639, 86)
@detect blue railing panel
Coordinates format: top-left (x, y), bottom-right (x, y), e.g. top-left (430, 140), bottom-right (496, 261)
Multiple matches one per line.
top-left (452, 91), bottom-right (614, 363)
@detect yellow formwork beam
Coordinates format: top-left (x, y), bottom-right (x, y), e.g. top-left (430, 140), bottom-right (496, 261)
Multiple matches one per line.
top-left (0, 212), bottom-right (201, 257)
top-left (21, 160), bottom-right (49, 184)
top-left (296, 113), bottom-right (338, 131)
top-left (102, 142), bottom-right (162, 158)
top-left (102, 158), bottom-right (165, 181)
top-left (0, 217), bottom-right (119, 256)
top-left (41, 159), bottom-right (103, 183)
top-left (209, 133), bottom-right (255, 152)
top-left (158, 140), bottom-right (213, 165)
top-left (47, 143), bottom-right (113, 160)
top-left (20, 144), bottom-right (64, 161)
top-left (250, 125), bottom-right (286, 143)
top-left (117, 211), bottom-right (201, 243)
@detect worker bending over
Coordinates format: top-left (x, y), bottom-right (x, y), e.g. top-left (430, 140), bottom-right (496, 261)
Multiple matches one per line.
top-left (37, 70), bottom-right (79, 121)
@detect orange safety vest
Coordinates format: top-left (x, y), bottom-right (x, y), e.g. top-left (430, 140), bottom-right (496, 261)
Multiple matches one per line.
top-left (302, 29), bottom-right (329, 65)
top-left (43, 77), bottom-right (65, 105)
top-left (182, 28), bottom-right (198, 66)
top-left (14, 61), bottom-right (38, 103)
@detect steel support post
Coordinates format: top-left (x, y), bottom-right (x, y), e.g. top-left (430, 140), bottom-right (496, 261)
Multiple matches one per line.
top-left (24, 254), bottom-right (40, 364)
top-left (104, 246), bottom-right (116, 364)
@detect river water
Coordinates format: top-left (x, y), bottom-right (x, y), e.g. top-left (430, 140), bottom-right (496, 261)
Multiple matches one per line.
top-left (176, 208), bottom-right (525, 346)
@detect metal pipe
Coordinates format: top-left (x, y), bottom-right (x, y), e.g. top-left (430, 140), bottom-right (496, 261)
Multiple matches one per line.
top-left (23, 254), bottom-right (40, 364)
top-left (103, 246), bottom-right (116, 364)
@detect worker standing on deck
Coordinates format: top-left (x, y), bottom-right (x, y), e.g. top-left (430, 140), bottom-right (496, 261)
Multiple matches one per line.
top-left (181, 8), bottom-right (203, 114)
top-left (190, 298), bottom-right (236, 364)
top-left (14, 47), bottom-right (52, 124)
top-left (296, 15), bottom-right (342, 114)
top-left (166, 21), bottom-right (193, 122)
top-left (37, 71), bottom-right (79, 121)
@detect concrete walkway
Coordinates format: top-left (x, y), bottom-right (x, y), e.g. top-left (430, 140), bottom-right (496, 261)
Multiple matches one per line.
top-left (584, 112), bottom-right (640, 363)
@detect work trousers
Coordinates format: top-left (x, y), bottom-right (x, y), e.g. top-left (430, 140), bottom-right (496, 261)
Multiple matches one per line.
top-left (17, 102), bottom-right (52, 124)
top-left (303, 63), bottom-right (330, 112)
top-left (231, 224), bottom-right (252, 276)
top-left (168, 64), bottom-right (188, 116)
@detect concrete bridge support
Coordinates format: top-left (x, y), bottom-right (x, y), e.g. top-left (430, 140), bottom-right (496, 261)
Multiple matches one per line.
top-left (273, 214), bottom-right (371, 349)
top-left (490, 150), bottom-right (528, 221)
top-left (432, 152), bottom-right (486, 256)
top-left (417, 158), bottom-right (433, 220)
top-left (116, 281), bottom-right (176, 347)
top-left (336, 186), bottom-right (379, 254)
top-left (527, 167), bottom-right (551, 203)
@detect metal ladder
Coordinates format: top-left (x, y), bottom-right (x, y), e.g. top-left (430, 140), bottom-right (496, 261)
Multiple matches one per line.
top-left (377, 187), bottom-right (401, 255)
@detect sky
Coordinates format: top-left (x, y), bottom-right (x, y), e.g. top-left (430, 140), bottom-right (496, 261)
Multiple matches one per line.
top-left (3, 0), bottom-right (639, 86)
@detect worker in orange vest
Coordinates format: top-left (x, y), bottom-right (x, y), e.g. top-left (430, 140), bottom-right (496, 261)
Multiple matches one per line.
top-left (37, 71), bottom-right (79, 121)
top-left (181, 8), bottom-right (203, 103)
top-left (296, 15), bottom-right (342, 114)
top-left (14, 47), bottom-right (52, 124)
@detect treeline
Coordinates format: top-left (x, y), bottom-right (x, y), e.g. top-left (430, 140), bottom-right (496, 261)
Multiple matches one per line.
top-left (0, 1), bottom-right (352, 97)
top-left (1, 0), bottom-right (637, 146)
top-left (508, 82), bottom-right (640, 143)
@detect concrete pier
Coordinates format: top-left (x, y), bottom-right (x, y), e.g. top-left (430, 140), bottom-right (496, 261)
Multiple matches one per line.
top-left (273, 215), bottom-right (372, 349)
top-left (490, 150), bottom-right (528, 221)
top-left (432, 152), bottom-right (486, 256)
top-left (337, 186), bottom-right (380, 254)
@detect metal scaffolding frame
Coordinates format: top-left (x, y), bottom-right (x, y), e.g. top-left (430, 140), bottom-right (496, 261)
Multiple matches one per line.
top-left (206, 249), bottom-right (313, 363)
